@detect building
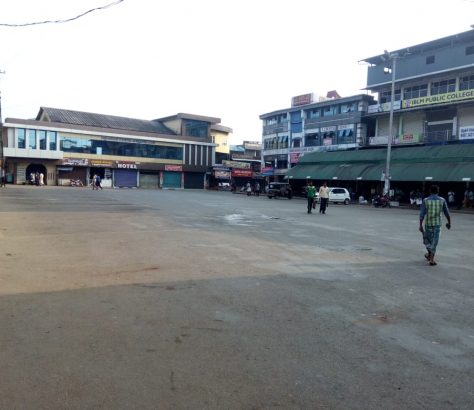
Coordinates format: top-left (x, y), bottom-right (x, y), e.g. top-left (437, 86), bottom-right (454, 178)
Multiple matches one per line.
top-left (286, 28), bottom-right (474, 201)
top-left (1, 107), bottom-right (228, 189)
top-left (210, 124), bottom-right (232, 164)
top-left (260, 92), bottom-right (376, 182)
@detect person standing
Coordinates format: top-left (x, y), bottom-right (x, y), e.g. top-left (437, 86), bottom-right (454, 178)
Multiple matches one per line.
top-left (306, 181), bottom-right (316, 213)
top-left (255, 182), bottom-right (260, 197)
top-left (95, 174), bottom-right (103, 190)
top-left (447, 190), bottom-right (455, 209)
top-left (319, 182), bottom-right (330, 214)
top-left (39, 172), bottom-right (44, 186)
top-left (419, 185), bottom-right (451, 266)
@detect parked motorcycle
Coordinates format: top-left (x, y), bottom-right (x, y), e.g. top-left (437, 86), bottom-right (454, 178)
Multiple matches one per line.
top-left (372, 194), bottom-right (391, 208)
top-left (70, 179), bottom-right (84, 187)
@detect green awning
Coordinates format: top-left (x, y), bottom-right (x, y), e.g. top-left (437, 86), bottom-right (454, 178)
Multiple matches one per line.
top-left (390, 162), bottom-right (474, 182)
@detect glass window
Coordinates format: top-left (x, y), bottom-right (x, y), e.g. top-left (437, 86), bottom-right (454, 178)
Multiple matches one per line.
top-left (305, 132), bottom-right (319, 147)
top-left (48, 131), bottom-right (57, 150)
top-left (60, 136), bottom-right (183, 160)
top-left (380, 89), bottom-right (401, 103)
top-left (403, 85), bottom-right (428, 100)
top-left (337, 127), bottom-right (354, 144)
top-left (426, 55), bottom-right (435, 64)
top-left (466, 45), bottom-right (474, 56)
top-left (28, 129), bottom-right (36, 149)
top-left (18, 129), bottom-right (26, 149)
top-left (431, 79), bottom-right (456, 95)
top-left (322, 106), bottom-right (337, 117)
top-left (183, 120), bottom-right (208, 138)
top-left (306, 109), bottom-right (320, 119)
top-left (39, 130), bottom-right (47, 150)
top-left (459, 75), bottom-right (474, 91)
top-left (340, 103), bottom-right (355, 113)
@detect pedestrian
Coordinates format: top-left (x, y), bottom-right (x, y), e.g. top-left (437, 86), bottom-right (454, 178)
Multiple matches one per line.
top-left (92, 174), bottom-right (97, 190)
top-left (1, 168), bottom-right (5, 187)
top-left (255, 182), bottom-right (260, 197)
top-left (319, 182), bottom-right (330, 214)
top-left (39, 172), bottom-right (44, 186)
top-left (419, 185), bottom-right (451, 266)
top-left (35, 172), bottom-right (40, 186)
top-left (95, 174), bottom-right (103, 190)
top-left (246, 182), bottom-right (252, 196)
top-left (306, 181), bottom-right (316, 213)
top-left (447, 190), bottom-right (455, 209)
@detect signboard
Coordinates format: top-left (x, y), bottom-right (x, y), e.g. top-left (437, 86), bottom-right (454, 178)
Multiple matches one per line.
top-left (117, 161), bottom-right (138, 169)
top-left (243, 141), bottom-right (262, 150)
top-left (399, 133), bottom-right (421, 144)
top-left (231, 169), bottom-right (253, 177)
top-left (321, 126), bottom-right (336, 132)
top-left (91, 160), bottom-right (114, 167)
top-left (367, 100), bottom-right (402, 113)
top-left (402, 90), bottom-right (474, 109)
top-left (222, 160), bottom-right (251, 169)
top-left (291, 93), bottom-right (314, 107)
top-left (323, 138), bottom-right (333, 146)
top-left (62, 158), bottom-right (89, 166)
top-left (261, 167), bottom-right (274, 176)
top-left (290, 152), bottom-right (303, 164)
top-left (459, 125), bottom-right (474, 140)
top-left (214, 170), bottom-right (231, 179)
top-left (165, 165), bottom-right (183, 172)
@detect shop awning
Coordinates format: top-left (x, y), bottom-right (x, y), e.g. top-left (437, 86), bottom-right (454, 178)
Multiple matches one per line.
top-left (389, 162), bottom-right (474, 182)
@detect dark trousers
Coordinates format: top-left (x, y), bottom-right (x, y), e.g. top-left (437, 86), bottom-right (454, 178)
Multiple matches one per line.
top-left (307, 198), bottom-right (314, 213)
top-left (320, 198), bottom-right (328, 213)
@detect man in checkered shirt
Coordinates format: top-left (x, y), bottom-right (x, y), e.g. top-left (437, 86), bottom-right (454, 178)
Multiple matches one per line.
top-left (419, 185), bottom-right (451, 266)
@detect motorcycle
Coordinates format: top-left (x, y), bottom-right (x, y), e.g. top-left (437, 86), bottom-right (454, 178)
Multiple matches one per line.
top-left (70, 179), bottom-right (84, 187)
top-left (373, 194), bottom-right (391, 208)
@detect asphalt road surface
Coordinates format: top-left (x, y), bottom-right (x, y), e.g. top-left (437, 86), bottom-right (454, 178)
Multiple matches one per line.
top-left (0, 186), bottom-right (473, 409)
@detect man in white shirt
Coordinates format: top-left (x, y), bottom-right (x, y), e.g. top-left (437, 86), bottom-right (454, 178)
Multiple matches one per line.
top-left (319, 182), bottom-right (330, 214)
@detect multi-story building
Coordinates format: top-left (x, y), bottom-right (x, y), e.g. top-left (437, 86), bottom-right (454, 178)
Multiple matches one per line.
top-left (210, 124), bottom-right (232, 164)
top-left (1, 107), bottom-right (228, 189)
top-left (284, 28), bottom-right (474, 200)
top-left (260, 92), bottom-right (376, 181)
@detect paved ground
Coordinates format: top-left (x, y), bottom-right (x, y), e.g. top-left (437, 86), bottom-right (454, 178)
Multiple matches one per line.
top-left (0, 186), bottom-right (473, 409)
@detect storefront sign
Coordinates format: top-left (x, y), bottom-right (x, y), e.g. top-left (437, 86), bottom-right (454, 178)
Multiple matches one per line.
top-left (321, 126), bottom-right (336, 132)
top-left (222, 160), bottom-right (251, 169)
top-left (367, 101), bottom-right (401, 113)
top-left (243, 141), bottom-right (262, 150)
top-left (91, 160), bottom-right (114, 167)
top-left (323, 138), bottom-right (333, 146)
top-left (399, 133), bottom-right (421, 144)
top-left (231, 169), bottom-right (253, 177)
top-left (117, 162), bottom-right (138, 169)
top-left (164, 165), bottom-right (183, 172)
top-left (214, 170), bottom-right (231, 179)
top-left (290, 152), bottom-right (303, 164)
top-left (402, 90), bottom-right (474, 109)
top-left (459, 125), bottom-right (474, 140)
top-left (337, 124), bottom-right (354, 130)
top-left (62, 158), bottom-right (89, 166)
top-left (261, 167), bottom-right (274, 176)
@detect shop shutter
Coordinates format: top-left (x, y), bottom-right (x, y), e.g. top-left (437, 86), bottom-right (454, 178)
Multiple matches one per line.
top-left (162, 171), bottom-right (181, 188)
top-left (139, 173), bottom-right (160, 189)
top-left (114, 169), bottom-right (138, 188)
top-left (184, 172), bottom-right (204, 189)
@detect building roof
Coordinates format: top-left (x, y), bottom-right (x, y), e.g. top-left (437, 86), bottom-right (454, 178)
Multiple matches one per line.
top-left (361, 28), bottom-right (474, 65)
top-left (211, 124), bottom-right (233, 133)
top-left (260, 94), bottom-right (375, 119)
top-left (155, 113), bottom-right (221, 124)
top-left (36, 107), bottom-right (176, 135)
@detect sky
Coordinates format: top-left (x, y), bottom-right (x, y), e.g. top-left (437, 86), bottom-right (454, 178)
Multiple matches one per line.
top-left (1, 0), bottom-right (474, 144)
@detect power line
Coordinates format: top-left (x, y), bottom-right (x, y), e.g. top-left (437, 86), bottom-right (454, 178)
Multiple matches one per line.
top-left (0, 0), bottom-right (125, 27)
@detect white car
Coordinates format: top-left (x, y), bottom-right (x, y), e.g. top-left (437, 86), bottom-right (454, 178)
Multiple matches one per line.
top-left (315, 187), bottom-right (351, 205)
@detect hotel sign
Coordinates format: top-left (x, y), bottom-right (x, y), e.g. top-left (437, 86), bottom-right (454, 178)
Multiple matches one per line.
top-left (402, 90), bottom-right (474, 108)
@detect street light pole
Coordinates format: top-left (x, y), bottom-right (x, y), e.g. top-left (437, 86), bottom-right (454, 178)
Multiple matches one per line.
top-left (384, 53), bottom-right (397, 196)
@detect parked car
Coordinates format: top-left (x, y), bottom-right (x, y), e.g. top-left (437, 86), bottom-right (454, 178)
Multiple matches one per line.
top-left (315, 187), bottom-right (351, 205)
top-left (267, 182), bottom-right (292, 199)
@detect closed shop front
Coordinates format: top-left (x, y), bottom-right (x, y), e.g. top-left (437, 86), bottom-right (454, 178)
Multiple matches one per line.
top-left (139, 172), bottom-right (160, 189)
top-left (184, 172), bottom-right (204, 189)
top-left (114, 169), bottom-right (138, 188)
top-left (57, 167), bottom-right (88, 186)
top-left (162, 171), bottom-right (181, 188)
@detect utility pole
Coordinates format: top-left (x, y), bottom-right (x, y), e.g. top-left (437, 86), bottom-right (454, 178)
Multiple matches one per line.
top-left (0, 69), bottom-right (5, 179)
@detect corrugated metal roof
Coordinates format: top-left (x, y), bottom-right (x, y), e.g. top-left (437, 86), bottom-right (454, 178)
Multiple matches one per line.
top-left (37, 107), bottom-right (176, 135)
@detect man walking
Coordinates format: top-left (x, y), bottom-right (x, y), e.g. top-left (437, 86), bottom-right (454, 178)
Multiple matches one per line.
top-left (319, 182), bottom-right (329, 214)
top-left (419, 185), bottom-right (451, 266)
top-left (306, 181), bottom-right (316, 214)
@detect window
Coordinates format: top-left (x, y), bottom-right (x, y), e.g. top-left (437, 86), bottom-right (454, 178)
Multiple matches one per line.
top-left (426, 55), bottom-right (435, 64)
top-left (305, 133), bottom-right (319, 147)
top-left (336, 127), bottom-right (354, 144)
top-left (59, 136), bottom-right (183, 160)
top-left (48, 131), bottom-right (57, 150)
top-left (322, 106), bottom-right (337, 117)
top-left (183, 120), bottom-right (208, 138)
top-left (28, 129), bottom-right (36, 149)
top-left (459, 75), bottom-right (474, 91)
top-left (340, 103), bottom-right (355, 113)
top-left (17, 129), bottom-right (26, 148)
top-left (306, 108), bottom-right (320, 119)
top-left (431, 79), bottom-right (456, 95)
top-left (39, 130), bottom-right (46, 150)
top-left (466, 45), bottom-right (474, 56)
top-left (380, 89), bottom-right (401, 103)
top-left (403, 85), bottom-right (428, 100)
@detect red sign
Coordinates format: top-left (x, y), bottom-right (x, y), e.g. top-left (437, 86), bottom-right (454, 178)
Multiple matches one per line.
top-left (232, 169), bottom-right (253, 177)
top-left (290, 152), bottom-right (303, 163)
top-left (165, 165), bottom-right (183, 172)
top-left (291, 93), bottom-right (313, 107)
